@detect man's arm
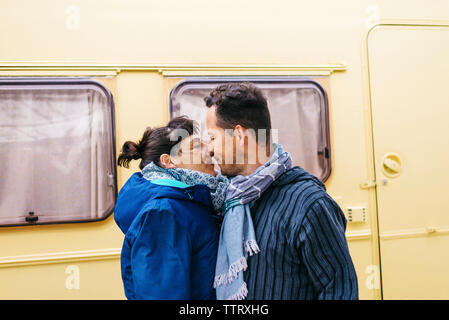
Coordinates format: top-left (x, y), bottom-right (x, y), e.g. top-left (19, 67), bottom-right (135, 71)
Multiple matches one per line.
top-left (298, 197), bottom-right (359, 300)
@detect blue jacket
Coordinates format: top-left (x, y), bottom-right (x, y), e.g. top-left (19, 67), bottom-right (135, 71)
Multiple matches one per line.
top-left (114, 172), bottom-right (220, 300)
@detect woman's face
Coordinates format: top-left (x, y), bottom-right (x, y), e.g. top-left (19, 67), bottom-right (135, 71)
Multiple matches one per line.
top-left (171, 134), bottom-right (216, 176)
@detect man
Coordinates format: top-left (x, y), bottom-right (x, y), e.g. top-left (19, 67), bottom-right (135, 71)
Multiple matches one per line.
top-left (205, 82), bottom-right (358, 300)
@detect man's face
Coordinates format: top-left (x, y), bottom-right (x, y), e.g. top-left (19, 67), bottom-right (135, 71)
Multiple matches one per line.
top-left (205, 106), bottom-right (245, 176)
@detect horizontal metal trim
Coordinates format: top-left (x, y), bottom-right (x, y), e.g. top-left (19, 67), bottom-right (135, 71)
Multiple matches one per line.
top-left (162, 70), bottom-right (332, 76)
top-left (380, 226), bottom-right (449, 241)
top-left (345, 229), bottom-right (372, 241)
top-left (0, 63), bottom-right (348, 73)
top-left (0, 70), bottom-right (117, 76)
top-left (0, 231), bottom-right (367, 269)
top-left (0, 248), bottom-right (121, 268)
top-left (367, 19), bottom-right (449, 31)
top-left (0, 230), bottom-right (366, 269)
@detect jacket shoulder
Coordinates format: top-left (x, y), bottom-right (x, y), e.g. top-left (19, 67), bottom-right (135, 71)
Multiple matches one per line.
top-left (126, 197), bottom-right (218, 243)
top-left (272, 176), bottom-right (328, 211)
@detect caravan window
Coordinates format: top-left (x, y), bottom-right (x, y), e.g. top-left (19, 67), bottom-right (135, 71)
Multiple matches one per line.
top-left (170, 78), bottom-right (331, 181)
top-left (0, 78), bottom-right (116, 226)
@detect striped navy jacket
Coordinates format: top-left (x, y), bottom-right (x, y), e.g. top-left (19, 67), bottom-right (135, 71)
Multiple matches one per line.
top-left (244, 166), bottom-right (358, 300)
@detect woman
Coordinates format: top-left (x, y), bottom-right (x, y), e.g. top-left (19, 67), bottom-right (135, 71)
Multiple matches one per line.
top-left (114, 116), bottom-right (228, 300)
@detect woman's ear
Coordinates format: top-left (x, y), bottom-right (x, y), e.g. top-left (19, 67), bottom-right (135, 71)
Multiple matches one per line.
top-left (159, 154), bottom-right (177, 168)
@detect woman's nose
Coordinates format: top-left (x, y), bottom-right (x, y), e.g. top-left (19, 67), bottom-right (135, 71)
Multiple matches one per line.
top-left (202, 141), bottom-right (214, 157)
top-left (199, 141), bottom-right (213, 162)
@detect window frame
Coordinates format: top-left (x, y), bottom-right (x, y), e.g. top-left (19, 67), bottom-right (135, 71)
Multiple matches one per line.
top-left (169, 77), bottom-right (332, 182)
top-left (0, 77), bottom-right (118, 227)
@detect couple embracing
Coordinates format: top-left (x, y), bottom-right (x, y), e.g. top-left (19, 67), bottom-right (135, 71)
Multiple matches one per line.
top-left (114, 82), bottom-right (358, 300)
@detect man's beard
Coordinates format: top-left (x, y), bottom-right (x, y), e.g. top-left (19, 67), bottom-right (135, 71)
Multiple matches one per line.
top-left (217, 163), bottom-right (246, 177)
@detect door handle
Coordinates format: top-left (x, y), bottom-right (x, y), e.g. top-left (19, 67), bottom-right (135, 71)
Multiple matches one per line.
top-left (383, 158), bottom-right (400, 173)
top-left (381, 152), bottom-right (402, 178)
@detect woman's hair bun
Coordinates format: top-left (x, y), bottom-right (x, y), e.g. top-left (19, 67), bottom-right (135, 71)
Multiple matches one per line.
top-left (117, 141), bottom-right (142, 168)
top-left (117, 117), bottom-right (194, 170)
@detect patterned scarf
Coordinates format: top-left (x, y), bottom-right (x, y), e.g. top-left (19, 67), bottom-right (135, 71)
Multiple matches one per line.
top-left (141, 162), bottom-right (229, 212)
top-left (214, 144), bottom-right (292, 300)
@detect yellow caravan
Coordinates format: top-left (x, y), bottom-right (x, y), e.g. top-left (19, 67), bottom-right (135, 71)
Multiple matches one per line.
top-left (0, 0), bottom-right (448, 300)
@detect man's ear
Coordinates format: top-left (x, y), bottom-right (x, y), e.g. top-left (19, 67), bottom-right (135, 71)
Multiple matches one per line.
top-left (159, 154), bottom-right (177, 168)
top-left (234, 125), bottom-right (246, 147)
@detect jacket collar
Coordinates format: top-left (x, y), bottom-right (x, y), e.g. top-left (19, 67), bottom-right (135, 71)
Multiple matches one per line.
top-left (133, 172), bottom-right (214, 209)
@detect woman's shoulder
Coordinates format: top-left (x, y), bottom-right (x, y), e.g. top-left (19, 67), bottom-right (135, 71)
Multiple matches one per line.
top-left (125, 195), bottom-right (219, 246)
top-left (157, 193), bottom-right (218, 228)
top-left (130, 186), bottom-right (217, 228)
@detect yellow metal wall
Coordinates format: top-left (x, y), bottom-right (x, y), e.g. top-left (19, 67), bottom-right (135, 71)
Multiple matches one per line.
top-left (0, 0), bottom-right (448, 299)
top-left (368, 25), bottom-right (449, 299)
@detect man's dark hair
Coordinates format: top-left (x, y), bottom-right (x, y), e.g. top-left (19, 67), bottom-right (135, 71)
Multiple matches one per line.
top-left (204, 82), bottom-right (271, 137)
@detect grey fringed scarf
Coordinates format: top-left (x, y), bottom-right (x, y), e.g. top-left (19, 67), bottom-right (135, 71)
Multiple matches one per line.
top-left (214, 144), bottom-right (292, 300)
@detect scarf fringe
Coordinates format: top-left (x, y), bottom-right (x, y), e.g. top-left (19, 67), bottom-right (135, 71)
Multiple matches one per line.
top-left (214, 239), bottom-right (260, 288)
top-left (214, 257), bottom-right (248, 288)
top-left (244, 239), bottom-right (260, 256)
top-left (228, 282), bottom-right (248, 300)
